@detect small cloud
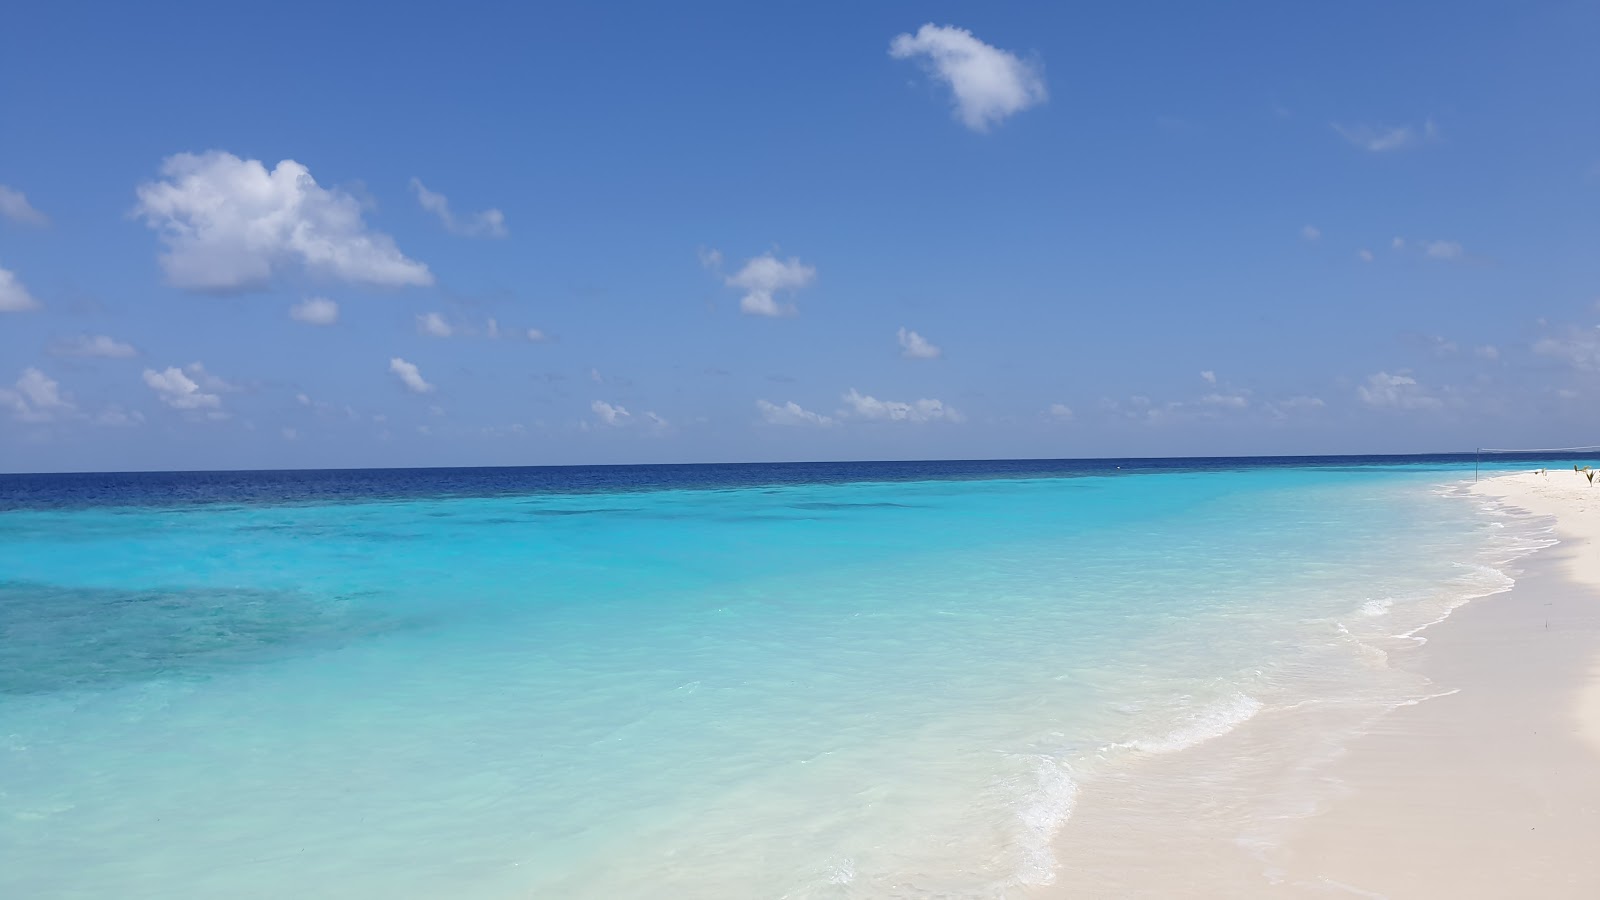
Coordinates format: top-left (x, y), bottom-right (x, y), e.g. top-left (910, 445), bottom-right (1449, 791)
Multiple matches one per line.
top-left (289, 297), bottom-right (339, 325)
top-left (889, 23), bottom-right (1047, 132)
top-left (840, 388), bottom-right (963, 424)
top-left (897, 327), bottom-right (942, 359)
top-left (697, 247), bottom-right (723, 271)
top-left (756, 399), bottom-right (835, 427)
top-left (725, 253), bottom-right (816, 317)
top-left (1358, 249), bottom-right (1374, 262)
top-left (0, 185), bottom-right (49, 227)
top-left (409, 177), bottom-right (508, 238)
top-left (1475, 345), bottom-right (1500, 361)
top-left (0, 367), bottom-right (75, 422)
top-left (281, 426), bottom-right (298, 440)
top-left (591, 400), bottom-right (630, 426)
top-left (1301, 224), bottom-right (1321, 241)
top-left (1357, 371), bottom-right (1441, 409)
top-left (525, 327), bottom-right (549, 343)
top-left (1200, 393), bottom-right (1249, 409)
top-left (1392, 237), bottom-right (1406, 250)
top-left (0, 265), bottom-right (40, 312)
top-left (50, 334), bottom-right (137, 358)
top-left (416, 312), bottom-right (454, 337)
top-left (143, 365), bottom-right (222, 410)
top-left (92, 407), bottom-right (145, 427)
top-left (1046, 403), bottom-right (1073, 421)
top-left (1423, 240), bottom-right (1463, 260)
top-left (1332, 121), bottom-right (1434, 153)
top-left (1200, 370), bottom-right (1216, 385)
top-left (389, 357), bottom-right (434, 393)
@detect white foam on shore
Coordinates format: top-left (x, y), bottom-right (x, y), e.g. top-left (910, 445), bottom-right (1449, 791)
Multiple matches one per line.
top-left (1124, 693), bottom-right (1265, 755)
top-left (1358, 598), bottom-right (1393, 617)
top-left (1011, 756), bottom-right (1080, 885)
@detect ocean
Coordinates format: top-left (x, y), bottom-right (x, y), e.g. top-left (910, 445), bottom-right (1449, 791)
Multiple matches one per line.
top-left (0, 456), bottom-right (1565, 897)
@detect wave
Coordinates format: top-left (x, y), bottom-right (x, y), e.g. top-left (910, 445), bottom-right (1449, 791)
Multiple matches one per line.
top-left (1123, 692), bottom-right (1265, 755)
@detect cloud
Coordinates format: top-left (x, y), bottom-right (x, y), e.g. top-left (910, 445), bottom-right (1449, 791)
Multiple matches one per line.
top-left (1200, 393), bottom-right (1249, 409)
top-left (1265, 395), bottom-right (1327, 419)
top-left (143, 365), bottom-right (222, 410)
top-left (1534, 327), bottom-right (1600, 371)
top-left (840, 388), bottom-right (963, 424)
top-left (50, 334), bottom-right (137, 358)
top-left (1200, 370), bottom-right (1216, 384)
top-left (1332, 120), bottom-right (1435, 153)
top-left (0, 368), bottom-right (75, 422)
top-left (134, 151), bottom-right (433, 292)
top-left (1301, 224), bottom-right (1321, 241)
top-left (389, 357), bottom-right (434, 393)
top-left (289, 297), bottom-right (339, 325)
top-left (756, 399), bottom-right (835, 427)
top-left (889, 24), bottom-right (1047, 131)
top-left (0, 185), bottom-right (48, 227)
top-left (92, 407), bottom-right (145, 427)
top-left (416, 312), bottom-right (455, 337)
top-left (1357, 371), bottom-right (1441, 409)
top-left (1423, 240), bottom-right (1463, 260)
top-left (725, 253), bottom-right (816, 316)
top-left (591, 400), bottom-right (630, 426)
top-left (897, 327), bottom-right (942, 359)
top-left (524, 327), bottom-right (549, 343)
top-left (1392, 237), bottom-right (1406, 250)
top-left (409, 177), bottom-right (507, 238)
top-left (1475, 344), bottom-right (1500, 361)
top-left (1358, 249), bottom-right (1374, 262)
top-left (0, 265), bottom-right (40, 312)
top-left (697, 247), bottom-right (723, 270)
top-left (1046, 403), bottom-right (1073, 421)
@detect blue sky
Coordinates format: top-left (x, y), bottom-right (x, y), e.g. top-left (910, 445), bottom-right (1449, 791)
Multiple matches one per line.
top-left (2, 1), bottom-right (1598, 472)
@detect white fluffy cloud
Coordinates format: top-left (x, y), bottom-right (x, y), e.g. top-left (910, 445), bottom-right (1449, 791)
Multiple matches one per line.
top-left (0, 265), bottom-right (40, 312)
top-left (1358, 249), bottom-right (1374, 262)
top-left (134, 151), bottom-right (433, 292)
top-left (289, 297), bottom-right (339, 325)
top-left (1200, 370), bottom-right (1217, 384)
top-left (0, 368), bottom-right (74, 422)
top-left (1333, 120), bottom-right (1436, 153)
top-left (1301, 224), bottom-right (1321, 241)
top-left (409, 177), bottom-right (508, 238)
top-left (840, 388), bottom-right (963, 424)
top-left (591, 400), bottom-right (630, 426)
top-left (143, 365), bottom-right (222, 410)
top-left (1357, 372), bottom-right (1441, 409)
top-left (0, 186), bottom-right (48, 226)
top-left (725, 253), bottom-right (816, 316)
top-left (51, 334), bottom-right (137, 358)
top-left (389, 357), bottom-right (434, 393)
top-left (1046, 403), bottom-right (1073, 421)
top-left (897, 327), bottom-right (942, 359)
top-left (889, 24), bottom-right (1047, 131)
top-left (417, 312), bottom-right (455, 337)
top-left (757, 399), bottom-right (835, 427)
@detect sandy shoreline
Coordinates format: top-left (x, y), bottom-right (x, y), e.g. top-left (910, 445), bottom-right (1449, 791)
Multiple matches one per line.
top-left (1042, 470), bottom-right (1600, 897)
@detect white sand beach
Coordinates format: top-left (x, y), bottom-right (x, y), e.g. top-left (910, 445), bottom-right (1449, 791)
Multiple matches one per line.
top-left (1045, 470), bottom-right (1600, 897)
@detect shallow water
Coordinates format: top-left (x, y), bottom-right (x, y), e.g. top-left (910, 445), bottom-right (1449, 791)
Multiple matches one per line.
top-left (0, 458), bottom-right (1558, 897)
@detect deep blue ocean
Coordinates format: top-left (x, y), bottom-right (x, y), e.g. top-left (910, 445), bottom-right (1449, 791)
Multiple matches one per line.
top-left (0, 455), bottom-right (1568, 897)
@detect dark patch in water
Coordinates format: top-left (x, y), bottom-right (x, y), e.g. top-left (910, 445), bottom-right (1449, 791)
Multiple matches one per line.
top-left (523, 507), bottom-right (642, 517)
top-left (0, 581), bottom-right (403, 695)
top-left (786, 501), bottom-right (920, 511)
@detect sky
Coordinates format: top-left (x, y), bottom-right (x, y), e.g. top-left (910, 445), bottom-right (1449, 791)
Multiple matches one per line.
top-left (1, 1), bottom-right (1598, 472)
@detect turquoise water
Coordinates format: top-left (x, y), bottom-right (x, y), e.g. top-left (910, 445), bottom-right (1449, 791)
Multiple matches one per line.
top-left (0, 461), bottom-right (1554, 897)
